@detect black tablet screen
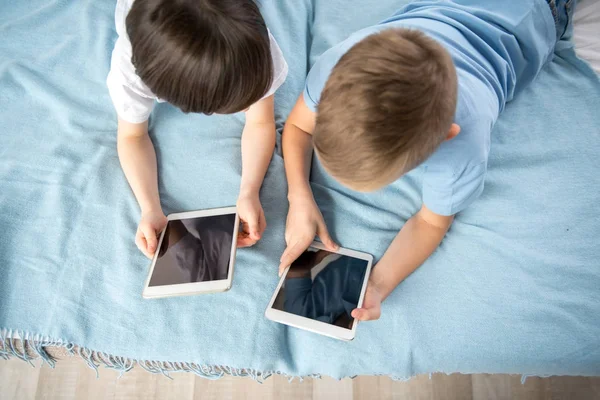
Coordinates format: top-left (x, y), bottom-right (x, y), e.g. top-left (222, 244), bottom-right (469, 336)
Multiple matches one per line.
top-left (148, 213), bottom-right (236, 287)
top-left (271, 247), bottom-right (368, 329)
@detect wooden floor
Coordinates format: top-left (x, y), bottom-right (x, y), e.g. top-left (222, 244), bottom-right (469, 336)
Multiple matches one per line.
top-left (1, 357), bottom-right (599, 400)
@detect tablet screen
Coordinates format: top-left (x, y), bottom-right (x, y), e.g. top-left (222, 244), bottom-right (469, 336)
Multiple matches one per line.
top-left (271, 247), bottom-right (368, 329)
top-left (148, 213), bottom-right (236, 287)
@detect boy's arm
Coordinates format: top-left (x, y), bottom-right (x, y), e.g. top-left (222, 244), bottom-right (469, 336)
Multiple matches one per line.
top-left (236, 95), bottom-right (276, 247)
top-left (282, 95), bottom-right (317, 201)
top-left (279, 96), bottom-right (337, 273)
top-left (352, 205), bottom-right (454, 321)
top-left (117, 118), bottom-right (166, 258)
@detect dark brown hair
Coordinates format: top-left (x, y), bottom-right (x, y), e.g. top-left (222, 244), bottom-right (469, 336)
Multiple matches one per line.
top-left (127, 0), bottom-right (273, 115)
top-left (314, 29), bottom-right (458, 191)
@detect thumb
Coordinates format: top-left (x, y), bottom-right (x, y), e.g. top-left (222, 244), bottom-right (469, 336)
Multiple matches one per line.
top-left (279, 239), bottom-right (307, 276)
top-left (246, 212), bottom-right (261, 240)
top-left (351, 307), bottom-right (380, 321)
top-left (259, 210), bottom-right (267, 234)
top-left (142, 225), bottom-right (158, 255)
top-left (317, 221), bottom-right (338, 251)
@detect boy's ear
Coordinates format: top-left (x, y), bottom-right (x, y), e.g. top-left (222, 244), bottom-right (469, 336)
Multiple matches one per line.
top-left (446, 123), bottom-right (461, 141)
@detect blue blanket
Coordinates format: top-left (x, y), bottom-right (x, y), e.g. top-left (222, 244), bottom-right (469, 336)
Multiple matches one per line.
top-left (1, 0), bottom-right (599, 379)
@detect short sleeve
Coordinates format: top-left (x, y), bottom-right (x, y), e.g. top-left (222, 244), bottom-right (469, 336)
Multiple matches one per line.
top-left (262, 31), bottom-right (289, 99)
top-left (302, 29), bottom-right (376, 112)
top-left (302, 42), bottom-right (351, 112)
top-left (303, 54), bottom-right (335, 112)
top-left (107, 0), bottom-right (156, 123)
top-left (422, 161), bottom-right (487, 216)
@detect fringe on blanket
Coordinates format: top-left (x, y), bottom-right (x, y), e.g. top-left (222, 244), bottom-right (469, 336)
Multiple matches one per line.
top-left (1, 328), bottom-right (543, 383)
top-left (0, 329), bottom-right (320, 383)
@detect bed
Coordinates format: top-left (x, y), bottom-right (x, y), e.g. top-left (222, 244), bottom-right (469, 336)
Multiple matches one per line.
top-left (1, 0), bottom-right (599, 380)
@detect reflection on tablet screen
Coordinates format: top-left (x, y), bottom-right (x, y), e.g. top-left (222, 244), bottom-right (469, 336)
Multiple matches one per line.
top-left (148, 214), bottom-right (236, 287)
top-left (272, 247), bottom-right (368, 329)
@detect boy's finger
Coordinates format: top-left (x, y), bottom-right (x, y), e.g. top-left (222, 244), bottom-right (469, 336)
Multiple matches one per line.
top-left (238, 227), bottom-right (250, 238)
top-left (135, 234), bottom-right (146, 252)
top-left (278, 251), bottom-right (292, 276)
top-left (143, 227), bottom-right (158, 254)
top-left (279, 242), bottom-right (292, 263)
top-left (135, 229), bottom-right (144, 247)
top-left (317, 222), bottom-right (338, 251)
top-left (137, 237), bottom-right (152, 259)
top-left (279, 240), bottom-right (307, 276)
top-left (237, 236), bottom-right (257, 248)
top-left (280, 239), bottom-right (305, 265)
top-left (357, 310), bottom-right (373, 321)
top-left (366, 307), bottom-right (381, 321)
top-left (246, 214), bottom-right (261, 240)
top-left (258, 212), bottom-right (267, 236)
top-left (352, 307), bottom-right (380, 321)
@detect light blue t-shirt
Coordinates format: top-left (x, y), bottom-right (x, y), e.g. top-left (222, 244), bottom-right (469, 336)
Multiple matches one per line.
top-left (304, 0), bottom-right (556, 215)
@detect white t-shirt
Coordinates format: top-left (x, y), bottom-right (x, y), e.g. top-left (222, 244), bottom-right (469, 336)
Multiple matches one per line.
top-left (106, 0), bottom-right (289, 123)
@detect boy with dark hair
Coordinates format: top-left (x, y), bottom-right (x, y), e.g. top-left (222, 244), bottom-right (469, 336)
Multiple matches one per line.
top-left (279, 0), bottom-right (575, 321)
top-left (107, 0), bottom-right (288, 258)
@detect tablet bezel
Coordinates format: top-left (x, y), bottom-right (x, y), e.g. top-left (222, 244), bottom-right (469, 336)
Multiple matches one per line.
top-left (265, 241), bottom-right (373, 341)
top-left (142, 206), bottom-right (239, 299)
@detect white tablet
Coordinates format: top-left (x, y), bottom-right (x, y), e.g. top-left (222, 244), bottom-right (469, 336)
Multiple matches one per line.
top-left (265, 241), bottom-right (373, 341)
top-left (142, 207), bottom-right (239, 299)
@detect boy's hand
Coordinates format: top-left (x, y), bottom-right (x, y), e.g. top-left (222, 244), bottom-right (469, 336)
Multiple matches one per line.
top-left (279, 197), bottom-right (338, 276)
top-left (136, 210), bottom-right (167, 259)
top-left (351, 279), bottom-right (384, 321)
top-left (237, 193), bottom-right (266, 248)
top-left (349, 205), bottom-right (454, 322)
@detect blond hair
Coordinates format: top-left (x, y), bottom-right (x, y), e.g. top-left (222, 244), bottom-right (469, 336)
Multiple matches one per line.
top-left (313, 29), bottom-right (458, 191)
